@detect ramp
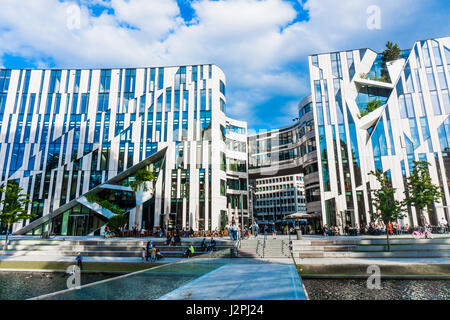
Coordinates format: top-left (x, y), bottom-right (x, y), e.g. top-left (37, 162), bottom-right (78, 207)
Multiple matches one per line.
top-left (159, 262), bottom-right (307, 300)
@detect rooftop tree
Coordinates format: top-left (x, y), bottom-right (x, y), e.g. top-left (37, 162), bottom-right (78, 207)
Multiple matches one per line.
top-left (382, 41), bottom-right (402, 63)
top-left (130, 169), bottom-right (155, 192)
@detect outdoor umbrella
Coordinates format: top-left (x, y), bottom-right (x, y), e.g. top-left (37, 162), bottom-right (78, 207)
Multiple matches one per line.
top-left (227, 203), bottom-right (233, 226)
top-left (283, 212), bottom-right (321, 220)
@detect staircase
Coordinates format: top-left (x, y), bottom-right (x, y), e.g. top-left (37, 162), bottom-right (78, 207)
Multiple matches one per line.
top-left (238, 239), bottom-right (263, 258)
top-left (292, 237), bottom-right (450, 258)
top-left (238, 238), bottom-right (291, 258)
top-left (292, 239), bottom-right (357, 258)
top-left (0, 239), bottom-right (236, 259)
top-left (263, 239), bottom-right (291, 258)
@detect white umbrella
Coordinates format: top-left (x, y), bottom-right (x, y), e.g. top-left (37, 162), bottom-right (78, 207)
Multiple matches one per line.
top-left (195, 204), bottom-right (199, 230)
top-left (283, 212), bottom-right (321, 220)
top-left (227, 203), bottom-right (232, 226)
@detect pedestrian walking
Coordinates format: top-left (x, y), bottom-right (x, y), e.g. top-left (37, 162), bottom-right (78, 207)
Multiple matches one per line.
top-left (253, 222), bottom-right (258, 237)
top-left (75, 252), bottom-right (83, 270)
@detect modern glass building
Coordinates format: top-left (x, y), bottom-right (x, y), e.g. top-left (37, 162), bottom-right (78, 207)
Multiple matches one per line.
top-left (248, 95), bottom-right (320, 229)
top-left (309, 36), bottom-right (450, 228)
top-left (0, 65), bottom-right (249, 235)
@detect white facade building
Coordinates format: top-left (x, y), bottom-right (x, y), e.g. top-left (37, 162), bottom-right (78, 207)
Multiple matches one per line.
top-left (0, 64), bottom-right (248, 235)
top-left (309, 36), bottom-right (450, 227)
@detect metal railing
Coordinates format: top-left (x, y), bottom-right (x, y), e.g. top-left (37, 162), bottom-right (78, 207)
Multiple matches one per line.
top-left (262, 231), bottom-right (267, 258)
top-left (234, 238), bottom-right (241, 257)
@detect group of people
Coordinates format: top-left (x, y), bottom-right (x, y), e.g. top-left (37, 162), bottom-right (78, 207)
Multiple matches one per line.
top-left (322, 217), bottom-right (450, 237)
top-left (142, 240), bottom-right (164, 262)
top-left (200, 237), bottom-right (217, 252)
top-left (227, 224), bottom-right (240, 240)
top-left (184, 237), bottom-right (217, 258)
top-left (322, 223), bottom-right (392, 236)
top-left (226, 223), bottom-right (257, 241)
top-left (166, 230), bottom-right (182, 246)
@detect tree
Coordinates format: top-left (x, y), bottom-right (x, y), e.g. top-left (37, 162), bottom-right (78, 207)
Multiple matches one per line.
top-left (129, 169), bottom-right (156, 231)
top-left (107, 213), bottom-right (128, 235)
top-left (0, 182), bottom-right (36, 250)
top-left (130, 169), bottom-right (155, 192)
top-left (360, 99), bottom-right (383, 117)
top-left (369, 170), bottom-right (405, 251)
top-left (382, 41), bottom-right (401, 63)
top-left (403, 161), bottom-right (443, 226)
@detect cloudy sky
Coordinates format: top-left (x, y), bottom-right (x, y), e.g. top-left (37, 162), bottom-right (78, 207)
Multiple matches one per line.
top-left (0, 0), bottom-right (448, 132)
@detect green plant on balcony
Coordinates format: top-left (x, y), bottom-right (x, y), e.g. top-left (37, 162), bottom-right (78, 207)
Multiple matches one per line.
top-left (85, 193), bottom-right (123, 215)
top-left (360, 73), bottom-right (390, 83)
top-left (368, 74), bottom-right (390, 83)
top-left (99, 200), bottom-right (123, 215)
top-left (359, 99), bottom-right (383, 118)
top-left (130, 169), bottom-right (155, 192)
top-left (85, 193), bottom-right (101, 203)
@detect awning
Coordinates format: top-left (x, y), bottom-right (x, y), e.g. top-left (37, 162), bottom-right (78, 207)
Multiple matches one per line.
top-left (283, 212), bottom-right (321, 220)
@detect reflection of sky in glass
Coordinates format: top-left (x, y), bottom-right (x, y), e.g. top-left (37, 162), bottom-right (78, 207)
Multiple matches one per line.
top-left (36, 258), bottom-right (230, 300)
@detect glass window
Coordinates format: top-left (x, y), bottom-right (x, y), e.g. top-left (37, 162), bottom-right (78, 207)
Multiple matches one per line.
top-left (431, 91), bottom-right (441, 115)
top-left (220, 80), bottom-right (225, 96)
top-left (426, 67), bottom-right (436, 91)
top-left (432, 40), bottom-right (443, 66)
top-left (422, 41), bottom-right (432, 67)
top-left (442, 89), bottom-right (450, 114)
top-left (437, 66), bottom-right (448, 89)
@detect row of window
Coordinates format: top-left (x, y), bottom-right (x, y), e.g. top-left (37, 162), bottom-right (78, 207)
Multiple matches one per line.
top-left (256, 175), bottom-right (302, 185)
top-left (256, 190), bottom-right (303, 199)
top-left (256, 197), bottom-right (302, 206)
top-left (256, 183), bottom-right (297, 192)
top-left (255, 206), bottom-right (304, 214)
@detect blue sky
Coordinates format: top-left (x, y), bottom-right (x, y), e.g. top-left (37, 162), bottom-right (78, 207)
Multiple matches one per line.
top-left (0, 0), bottom-right (449, 132)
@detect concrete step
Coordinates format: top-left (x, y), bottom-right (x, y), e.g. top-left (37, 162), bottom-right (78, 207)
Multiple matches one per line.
top-left (238, 252), bottom-right (262, 258)
top-left (349, 251), bottom-right (450, 258)
top-left (4, 239), bottom-right (236, 246)
top-left (0, 245), bottom-right (233, 252)
top-left (310, 240), bottom-right (339, 246)
top-left (356, 244), bottom-right (450, 252)
top-left (358, 239), bottom-right (450, 245)
top-left (294, 245), bottom-right (356, 252)
top-left (0, 249), bottom-right (205, 258)
top-left (298, 252), bottom-right (324, 258)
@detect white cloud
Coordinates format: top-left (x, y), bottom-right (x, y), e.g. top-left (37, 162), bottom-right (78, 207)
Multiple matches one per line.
top-left (110, 0), bottom-right (182, 40)
top-left (0, 0), bottom-right (447, 128)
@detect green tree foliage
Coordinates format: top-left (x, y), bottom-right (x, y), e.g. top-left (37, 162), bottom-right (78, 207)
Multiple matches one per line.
top-left (369, 170), bottom-right (405, 251)
top-left (382, 41), bottom-right (401, 63)
top-left (0, 182), bottom-right (36, 250)
top-left (359, 99), bottom-right (383, 118)
top-left (107, 213), bottom-right (128, 235)
top-left (403, 161), bottom-right (443, 226)
top-left (85, 193), bottom-right (123, 215)
top-left (130, 169), bottom-right (155, 192)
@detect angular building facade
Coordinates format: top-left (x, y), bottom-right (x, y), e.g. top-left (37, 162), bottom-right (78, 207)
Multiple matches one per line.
top-left (0, 65), bottom-right (248, 235)
top-left (309, 36), bottom-right (450, 228)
